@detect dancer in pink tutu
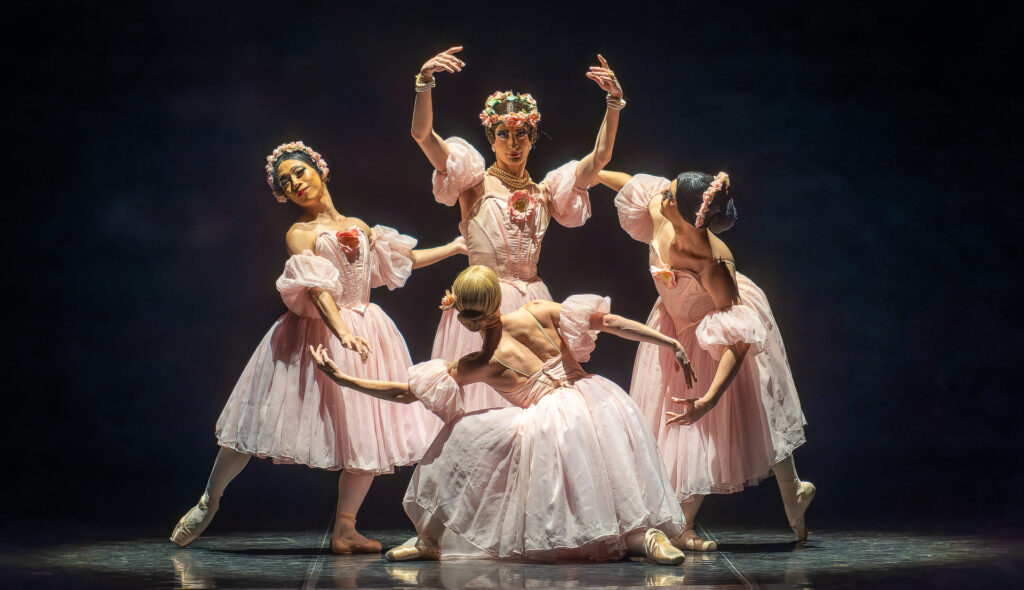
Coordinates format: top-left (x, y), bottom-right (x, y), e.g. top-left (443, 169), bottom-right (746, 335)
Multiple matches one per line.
top-left (410, 46), bottom-right (625, 412)
top-left (309, 265), bottom-right (695, 564)
top-left (598, 170), bottom-right (815, 550)
top-left (170, 141), bottom-right (462, 554)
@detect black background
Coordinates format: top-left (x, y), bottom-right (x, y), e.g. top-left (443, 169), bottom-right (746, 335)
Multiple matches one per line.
top-left (6, 1), bottom-right (1022, 541)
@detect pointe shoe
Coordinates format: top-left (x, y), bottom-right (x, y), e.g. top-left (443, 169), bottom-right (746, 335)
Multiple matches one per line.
top-left (385, 542), bottom-right (441, 562)
top-left (644, 529), bottom-right (685, 565)
top-left (170, 492), bottom-right (218, 548)
top-left (779, 479), bottom-right (816, 541)
top-left (331, 512), bottom-right (382, 554)
top-left (670, 529), bottom-right (717, 552)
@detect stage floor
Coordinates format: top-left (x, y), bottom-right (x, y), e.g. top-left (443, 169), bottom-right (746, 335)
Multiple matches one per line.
top-left (2, 527), bottom-right (1021, 589)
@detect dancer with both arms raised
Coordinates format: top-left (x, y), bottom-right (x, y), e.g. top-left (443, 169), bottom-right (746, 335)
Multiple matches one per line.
top-left (310, 265), bottom-right (698, 564)
top-left (596, 169), bottom-right (815, 551)
top-left (170, 141), bottom-right (463, 554)
top-left (411, 46), bottom-right (625, 412)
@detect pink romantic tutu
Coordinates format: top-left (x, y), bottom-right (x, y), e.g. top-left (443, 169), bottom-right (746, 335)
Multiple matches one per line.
top-left (429, 137), bottom-right (592, 413)
top-left (215, 225), bottom-right (441, 473)
top-left (616, 175), bottom-right (807, 499)
top-left (402, 295), bottom-right (685, 561)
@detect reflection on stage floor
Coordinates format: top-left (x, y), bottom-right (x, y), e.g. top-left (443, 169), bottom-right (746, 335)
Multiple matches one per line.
top-left (1, 527), bottom-right (1021, 588)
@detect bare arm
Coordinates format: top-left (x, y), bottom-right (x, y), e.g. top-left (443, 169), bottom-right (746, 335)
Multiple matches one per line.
top-left (595, 170), bottom-right (633, 192)
top-left (410, 236), bottom-right (466, 269)
top-left (574, 55), bottom-right (624, 189)
top-left (411, 47), bottom-right (464, 172)
top-left (589, 312), bottom-right (697, 388)
top-left (310, 345), bottom-right (414, 403)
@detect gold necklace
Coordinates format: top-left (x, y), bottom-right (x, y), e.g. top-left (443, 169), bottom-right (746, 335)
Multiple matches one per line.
top-left (487, 164), bottom-right (532, 190)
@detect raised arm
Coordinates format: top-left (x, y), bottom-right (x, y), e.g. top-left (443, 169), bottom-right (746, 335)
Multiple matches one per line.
top-left (310, 345), bottom-right (414, 403)
top-left (286, 227), bottom-right (371, 362)
top-left (411, 46), bottom-right (465, 172)
top-left (595, 170), bottom-right (633, 192)
top-left (574, 55), bottom-right (625, 189)
top-left (411, 236), bottom-right (467, 269)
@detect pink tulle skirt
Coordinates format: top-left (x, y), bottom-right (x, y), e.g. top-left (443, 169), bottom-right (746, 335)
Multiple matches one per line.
top-left (431, 280), bottom-right (552, 413)
top-left (215, 305), bottom-right (441, 473)
top-left (404, 375), bottom-right (684, 562)
top-left (631, 273), bottom-right (806, 499)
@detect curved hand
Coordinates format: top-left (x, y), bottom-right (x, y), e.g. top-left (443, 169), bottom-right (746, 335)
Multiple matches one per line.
top-left (339, 334), bottom-right (372, 363)
top-left (585, 54), bottom-right (623, 98)
top-left (419, 46), bottom-right (465, 79)
top-left (452, 235), bottom-right (467, 256)
top-left (665, 397), bottom-right (713, 426)
top-left (310, 343), bottom-right (344, 378)
top-left (673, 343), bottom-right (698, 388)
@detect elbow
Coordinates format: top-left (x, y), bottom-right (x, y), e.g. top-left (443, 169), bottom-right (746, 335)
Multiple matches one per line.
top-left (306, 286), bottom-right (324, 301)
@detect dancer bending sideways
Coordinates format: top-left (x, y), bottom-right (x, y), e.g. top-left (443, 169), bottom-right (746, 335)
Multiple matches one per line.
top-left (310, 265), bottom-right (695, 564)
top-left (410, 46), bottom-right (624, 412)
top-left (599, 170), bottom-right (814, 550)
top-left (171, 141), bottom-right (462, 553)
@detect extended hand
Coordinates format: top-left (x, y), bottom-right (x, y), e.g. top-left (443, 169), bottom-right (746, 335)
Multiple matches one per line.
top-left (420, 46), bottom-right (465, 79)
top-left (586, 54), bottom-right (622, 98)
top-left (674, 343), bottom-right (697, 388)
top-left (339, 333), bottom-right (372, 363)
top-left (310, 344), bottom-right (343, 378)
top-left (665, 396), bottom-right (713, 426)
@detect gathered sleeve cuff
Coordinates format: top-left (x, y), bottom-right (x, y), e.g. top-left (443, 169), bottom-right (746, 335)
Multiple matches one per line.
top-left (275, 252), bottom-right (340, 317)
top-left (368, 225), bottom-right (417, 290)
top-left (431, 137), bottom-right (485, 206)
top-left (542, 160), bottom-right (592, 228)
top-left (558, 294), bottom-right (612, 362)
top-left (614, 174), bottom-right (670, 243)
top-left (695, 305), bottom-right (768, 361)
top-left (407, 359), bottom-right (464, 423)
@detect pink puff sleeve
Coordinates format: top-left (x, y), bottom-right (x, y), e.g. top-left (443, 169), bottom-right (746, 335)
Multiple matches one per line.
top-left (368, 225), bottom-right (418, 290)
top-left (695, 305), bottom-right (768, 361)
top-left (431, 137), bottom-right (486, 206)
top-left (558, 294), bottom-right (612, 362)
top-left (275, 252), bottom-right (340, 317)
top-left (407, 359), bottom-right (464, 423)
top-left (613, 174), bottom-right (670, 243)
top-left (542, 160), bottom-right (592, 228)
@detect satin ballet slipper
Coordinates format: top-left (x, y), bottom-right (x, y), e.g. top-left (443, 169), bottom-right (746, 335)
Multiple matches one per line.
top-left (644, 529), bottom-right (685, 565)
top-left (385, 542), bottom-right (441, 562)
top-left (331, 512), bottom-right (382, 555)
top-left (670, 529), bottom-right (718, 552)
top-left (779, 480), bottom-right (816, 541)
top-left (170, 492), bottom-right (218, 548)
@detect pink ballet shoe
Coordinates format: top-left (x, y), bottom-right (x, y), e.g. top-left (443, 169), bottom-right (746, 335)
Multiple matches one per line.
top-left (385, 540), bottom-right (441, 562)
top-left (670, 529), bottom-right (717, 552)
top-left (644, 529), bottom-right (685, 565)
top-left (331, 512), bottom-right (382, 554)
top-left (170, 492), bottom-right (218, 548)
top-left (780, 479), bottom-right (816, 541)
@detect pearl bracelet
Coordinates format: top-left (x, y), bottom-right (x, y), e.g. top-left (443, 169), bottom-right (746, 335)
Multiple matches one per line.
top-left (415, 74), bottom-right (435, 93)
top-left (606, 93), bottom-right (626, 111)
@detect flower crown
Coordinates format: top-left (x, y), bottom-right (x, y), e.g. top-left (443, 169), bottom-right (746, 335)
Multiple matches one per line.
top-left (479, 91), bottom-right (541, 128)
top-left (265, 141), bottom-right (330, 203)
top-left (694, 172), bottom-right (731, 228)
top-left (439, 289), bottom-right (457, 311)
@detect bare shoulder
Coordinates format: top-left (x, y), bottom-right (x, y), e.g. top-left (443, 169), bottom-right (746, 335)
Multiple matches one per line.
top-left (285, 224), bottom-right (317, 255)
top-left (524, 299), bottom-right (560, 319)
top-left (343, 216), bottom-right (374, 236)
top-left (708, 233), bottom-right (736, 265)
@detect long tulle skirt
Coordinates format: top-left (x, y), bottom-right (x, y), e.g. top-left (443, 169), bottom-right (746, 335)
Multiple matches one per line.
top-left (631, 274), bottom-right (807, 499)
top-left (216, 305), bottom-right (442, 473)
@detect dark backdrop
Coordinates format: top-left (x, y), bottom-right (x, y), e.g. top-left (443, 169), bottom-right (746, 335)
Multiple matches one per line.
top-left (6, 1), bottom-right (1022, 541)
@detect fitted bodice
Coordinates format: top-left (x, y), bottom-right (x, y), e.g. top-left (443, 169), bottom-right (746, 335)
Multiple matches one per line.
top-left (649, 242), bottom-right (717, 331)
top-left (314, 228), bottom-right (373, 311)
top-left (499, 352), bottom-right (589, 408)
top-left (460, 181), bottom-right (552, 286)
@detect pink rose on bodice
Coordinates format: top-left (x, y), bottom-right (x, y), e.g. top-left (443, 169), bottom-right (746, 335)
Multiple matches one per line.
top-left (336, 229), bottom-right (361, 257)
top-left (650, 265), bottom-right (677, 288)
top-left (507, 190), bottom-right (538, 225)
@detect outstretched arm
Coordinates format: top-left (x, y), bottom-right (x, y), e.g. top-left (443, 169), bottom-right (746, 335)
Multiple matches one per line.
top-left (310, 345), bottom-right (414, 403)
top-left (589, 312), bottom-right (697, 388)
top-left (411, 236), bottom-right (466, 269)
top-left (574, 55), bottom-right (624, 189)
top-left (411, 46), bottom-right (465, 172)
top-left (595, 170), bottom-right (633, 192)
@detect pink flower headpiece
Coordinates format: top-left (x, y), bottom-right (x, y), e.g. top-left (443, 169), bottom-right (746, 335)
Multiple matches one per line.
top-left (265, 141), bottom-right (330, 203)
top-left (479, 91), bottom-right (541, 128)
top-left (694, 172), bottom-right (731, 228)
top-left (439, 289), bottom-right (457, 311)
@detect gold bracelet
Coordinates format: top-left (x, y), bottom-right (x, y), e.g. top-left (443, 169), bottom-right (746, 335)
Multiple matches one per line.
top-left (606, 93), bottom-right (626, 111)
top-left (415, 73), bottom-right (435, 93)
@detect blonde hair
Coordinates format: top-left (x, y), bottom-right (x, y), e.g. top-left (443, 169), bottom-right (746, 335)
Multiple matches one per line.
top-left (452, 266), bottom-right (502, 318)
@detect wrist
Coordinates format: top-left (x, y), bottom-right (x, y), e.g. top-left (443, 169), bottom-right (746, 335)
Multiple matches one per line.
top-left (605, 93), bottom-right (626, 111)
top-left (415, 72), bottom-right (435, 93)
